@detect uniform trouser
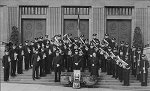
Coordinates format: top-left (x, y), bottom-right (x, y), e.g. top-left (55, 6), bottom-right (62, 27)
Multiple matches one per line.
top-left (54, 67), bottom-right (61, 81)
top-left (91, 67), bottom-right (98, 76)
top-left (40, 60), bottom-right (45, 76)
top-left (123, 69), bottom-right (130, 86)
top-left (132, 62), bottom-right (136, 76)
top-left (107, 60), bottom-right (111, 75)
top-left (112, 63), bottom-right (116, 77)
top-left (29, 53), bottom-right (32, 67)
top-left (45, 57), bottom-right (52, 74)
top-left (115, 65), bottom-right (119, 79)
top-left (11, 60), bottom-right (17, 76)
top-left (101, 58), bottom-right (107, 72)
top-left (32, 65), bottom-right (39, 79)
top-left (25, 57), bottom-right (29, 70)
top-left (17, 59), bottom-right (23, 74)
top-left (141, 72), bottom-right (148, 86)
top-left (4, 66), bottom-right (10, 81)
top-left (119, 67), bottom-right (123, 82)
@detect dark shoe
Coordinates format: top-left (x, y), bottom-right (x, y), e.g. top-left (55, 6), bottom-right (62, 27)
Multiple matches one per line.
top-left (36, 77), bottom-right (40, 79)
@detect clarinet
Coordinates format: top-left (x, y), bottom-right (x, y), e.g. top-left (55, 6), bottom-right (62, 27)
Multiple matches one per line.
top-left (143, 61), bottom-right (146, 82)
top-left (133, 50), bottom-right (136, 70)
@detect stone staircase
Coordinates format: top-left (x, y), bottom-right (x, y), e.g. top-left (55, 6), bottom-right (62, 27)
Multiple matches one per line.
top-left (0, 60), bottom-right (150, 90)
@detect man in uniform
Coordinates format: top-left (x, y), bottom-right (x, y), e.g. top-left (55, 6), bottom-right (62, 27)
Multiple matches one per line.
top-left (39, 48), bottom-right (46, 77)
top-left (53, 50), bottom-right (62, 82)
top-left (43, 35), bottom-right (49, 47)
top-left (118, 41), bottom-right (125, 82)
top-left (45, 44), bottom-right (53, 74)
top-left (23, 40), bottom-right (31, 70)
top-left (32, 49), bottom-right (40, 80)
top-left (87, 42), bottom-right (95, 71)
top-left (136, 47), bottom-right (142, 81)
top-left (91, 34), bottom-right (99, 43)
top-left (123, 55), bottom-right (131, 86)
top-left (2, 50), bottom-right (11, 81)
top-left (72, 49), bottom-right (80, 70)
top-left (90, 52), bottom-right (100, 77)
top-left (103, 34), bottom-right (112, 47)
top-left (9, 44), bottom-right (18, 76)
top-left (131, 46), bottom-right (137, 77)
top-left (66, 49), bottom-right (73, 72)
top-left (17, 43), bottom-right (24, 74)
top-left (140, 54), bottom-right (149, 86)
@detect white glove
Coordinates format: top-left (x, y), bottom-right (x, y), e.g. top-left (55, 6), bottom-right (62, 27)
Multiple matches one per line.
top-left (75, 63), bottom-right (78, 65)
top-left (57, 64), bottom-right (60, 67)
top-left (90, 55), bottom-right (92, 57)
top-left (92, 64), bottom-right (94, 66)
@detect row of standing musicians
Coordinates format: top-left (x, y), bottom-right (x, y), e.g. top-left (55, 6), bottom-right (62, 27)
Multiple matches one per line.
top-left (2, 33), bottom-right (149, 86)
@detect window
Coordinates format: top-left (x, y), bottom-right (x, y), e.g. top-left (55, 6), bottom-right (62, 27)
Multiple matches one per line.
top-left (63, 6), bottom-right (90, 15)
top-left (20, 6), bottom-right (48, 15)
top-left (106, 6), bottom-right (133, 16)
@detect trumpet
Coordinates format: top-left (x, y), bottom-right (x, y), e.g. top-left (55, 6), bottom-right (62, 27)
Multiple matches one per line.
top-left (66, 34), bottom-right (72, 43)
top-left (116, 56), bottom-right (130, 70)
top-left (79, 37), bottom-right (85, 45)
top-left (103, 39), bottom-right (109, 45)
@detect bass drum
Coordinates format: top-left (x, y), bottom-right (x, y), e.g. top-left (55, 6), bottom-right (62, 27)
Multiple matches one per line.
top-left (82, 75), bottom-right (97, 86)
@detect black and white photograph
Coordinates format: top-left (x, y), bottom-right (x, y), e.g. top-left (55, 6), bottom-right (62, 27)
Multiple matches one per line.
top-left (0, 0), bottom-right (150, 91)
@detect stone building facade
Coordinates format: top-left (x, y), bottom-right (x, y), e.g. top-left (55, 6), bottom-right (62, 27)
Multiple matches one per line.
top-left (0, 0), bottom-right (150, 58)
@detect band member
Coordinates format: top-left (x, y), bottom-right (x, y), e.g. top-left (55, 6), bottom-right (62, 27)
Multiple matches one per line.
top-left (124, 43), bottom-right (131, 57)
top-left (84, 39), bottom-right (89, 68)
top-left (90, 52), bottom-right (100, 77)
top-left (106, 46), bottom-right (112, 75)
top-left (2, 50), bottom-right (11, 81)
top-left (53, 50), bottom-right (62, 82)
top-left (39, 48), bottom-right (46, 77)
top-left (72, 49), bottom-right (81, 70)
top-left (87, 42), bottom-right (95, 71)
top-left (103, 34), bottom-right (112, 47)
top-left (23, 40), bottom-right (31, 70)
top-left (74, 37), bottom-right (80, 47)
top-left (123, 56), bottom-right (131, 86)
top-left (34, 38), bottom-right (38, 49)
top-left (66, 49), bottom-right (73, 72)
top-left (17, 44), bottom-right (24, 74)
top-left (111, 38), bottom-right (116, 49)
top-left (136, 48), bottom-right (142, 81)
top-left (140, 54), bottom-right (149, 86)
top-left (78, 49), bottom-right (84, 71)
top-left (67, 33), bottom-right (74, 42)
top-left (9, 44), bottom-right (18, 76)
top-left (45, 44), bottom-right (53, 74)
top-left (32, 49), bottom-right (40, 80)
top-left (118, 41), bottom-right (125, 82)
top-left (131, 46), bottom-right (137, 77)
top-left (112, 47), bottom-right (119, 79)
top-left (100, 43), bottom-right (107, 72)
top-left (91, 34), bottom-right (99, 44)
top-left (29, 41), bottom-right (35, 68)
top-left (43, 35), bottom-right (49, 47)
